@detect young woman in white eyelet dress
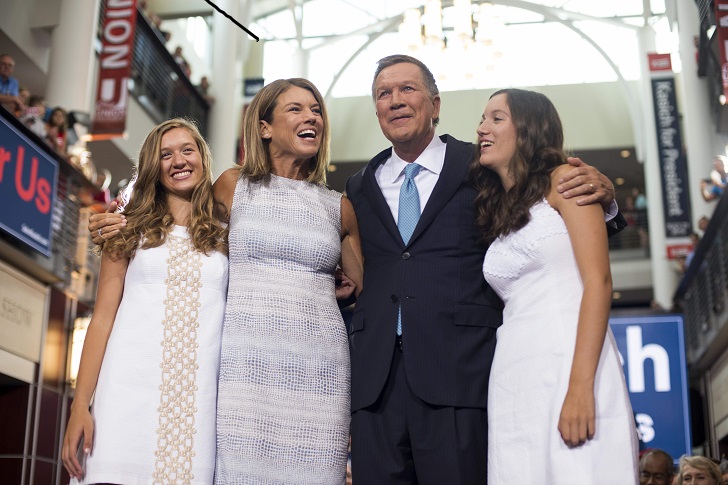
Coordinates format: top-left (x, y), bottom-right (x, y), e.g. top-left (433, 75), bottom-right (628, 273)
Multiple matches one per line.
top-left (471, 89), bottom-right (638, 484)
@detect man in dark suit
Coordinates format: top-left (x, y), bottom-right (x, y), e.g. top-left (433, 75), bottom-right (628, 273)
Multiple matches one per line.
top-left (345, 54), bottom-right (622, 484)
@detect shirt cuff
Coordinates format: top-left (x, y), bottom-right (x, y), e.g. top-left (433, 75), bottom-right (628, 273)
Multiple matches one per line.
top-left (604, 200), bottom-right (618, 222)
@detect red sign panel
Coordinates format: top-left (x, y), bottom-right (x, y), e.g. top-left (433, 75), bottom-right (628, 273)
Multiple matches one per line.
top-left (648, 53), bottom-right (672, 73)
top-left (666, 244), bottom-right (692, 260)
top-left (91, 0), bottom-right (138, 139)
top-left (715, 0), bottom-right (728, 99)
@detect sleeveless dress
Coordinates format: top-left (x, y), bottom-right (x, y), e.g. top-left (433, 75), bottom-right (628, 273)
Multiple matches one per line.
top-left (75, 225), bottom-right (229, 485)
top-left (215, 174), bottom-right (350, 484)
top-left (482, 200), bottom-right (638, 484)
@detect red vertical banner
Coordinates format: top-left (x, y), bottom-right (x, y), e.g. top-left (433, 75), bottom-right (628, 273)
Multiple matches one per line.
top-left (715, 0), bottom-right (728, 99)
top-left (91, 0), bottom-right (138, 139)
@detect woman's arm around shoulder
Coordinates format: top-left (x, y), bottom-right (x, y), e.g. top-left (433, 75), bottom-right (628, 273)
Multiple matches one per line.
top-left (61, 253), bottom-right (129, 480)
top-left (547, 164), bottom-right (612, 448)
top-left (213, 168), bottom-right (241, 223)
top-left (340, 195), bottom-right (364, 297)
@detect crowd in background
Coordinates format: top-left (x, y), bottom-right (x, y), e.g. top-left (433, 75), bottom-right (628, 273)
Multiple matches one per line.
top-left (639, 448), bottom-right (728, 485)
top-left (1, 53), bottom-right (72, 158)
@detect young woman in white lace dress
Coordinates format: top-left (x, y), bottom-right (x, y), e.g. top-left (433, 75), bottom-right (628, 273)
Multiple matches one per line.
top-left (470, 89), bottom-right (638, 484)
top-left (61, 119), bottom-right (228, 484)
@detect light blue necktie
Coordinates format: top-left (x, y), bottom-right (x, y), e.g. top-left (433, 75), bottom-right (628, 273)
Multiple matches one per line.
top-left (397, 163), bottom-right (421, 336)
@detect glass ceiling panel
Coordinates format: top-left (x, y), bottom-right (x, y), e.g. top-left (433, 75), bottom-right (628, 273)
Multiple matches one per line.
top-left (253, 1), bottom-right (667, 97)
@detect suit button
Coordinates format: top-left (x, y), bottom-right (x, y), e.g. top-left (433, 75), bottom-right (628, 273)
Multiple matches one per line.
top-left (390, 294), bottom-right (399, 303)
top-left (402, 252), bottom-right (410, 260)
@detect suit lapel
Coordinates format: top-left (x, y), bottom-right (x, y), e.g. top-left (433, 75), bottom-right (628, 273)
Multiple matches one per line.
top-left (407, 135), bottom-right (472, 246)
top-left (361, 149), bottom-right (404, 246)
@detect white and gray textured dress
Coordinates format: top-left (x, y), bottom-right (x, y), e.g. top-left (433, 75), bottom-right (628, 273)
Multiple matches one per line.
top-left (215, 174), bottom-right (350, 484)
top-left (482, 200), bottom-right (638, 484)
top-left (75, 225), bottom-right (229, 485)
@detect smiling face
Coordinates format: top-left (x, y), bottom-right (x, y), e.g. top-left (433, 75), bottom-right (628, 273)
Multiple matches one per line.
top-left (158, 127), bottom-right (204, 201)
top-left (681, 464), bottom-right (717, 485)
top-left (260, 85), bottom-right (324, 165)
top-left (477, 93), bottom-right (518, 186)
top-left (373, 62), bottom-right (440, 159)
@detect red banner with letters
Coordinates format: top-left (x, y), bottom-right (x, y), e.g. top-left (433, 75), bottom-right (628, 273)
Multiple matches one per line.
top-left (715, 0), bottom-right (728, 99)
top-left (91, 0), bottom-right (138, 139)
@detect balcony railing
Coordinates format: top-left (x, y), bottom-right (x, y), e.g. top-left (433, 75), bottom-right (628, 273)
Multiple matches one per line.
top-left (673, 194), bottom-right (728, 366)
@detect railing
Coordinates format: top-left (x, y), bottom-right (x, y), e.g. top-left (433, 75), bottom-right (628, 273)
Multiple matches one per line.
top-left (673, 194), bottom-right (728, 366)
top-left (98, 4), bottom-right (210, 135)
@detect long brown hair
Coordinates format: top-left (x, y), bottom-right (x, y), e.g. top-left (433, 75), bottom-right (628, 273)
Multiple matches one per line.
top-left (240, 78), bottom-right (330, 184)
top-left (469, 88), bottom-right (567, 243)
top-left (103, 118), bottom-right (227, 259)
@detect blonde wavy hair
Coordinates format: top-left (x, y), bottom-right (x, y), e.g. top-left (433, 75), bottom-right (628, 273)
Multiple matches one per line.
top-left (240, 78), bottom-right (330, 184)
top-left (103, 118), bottom-right (227, 259)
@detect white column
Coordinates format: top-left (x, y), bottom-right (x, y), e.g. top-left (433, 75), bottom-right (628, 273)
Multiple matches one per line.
top-left (291, 48), bottom-right (309, 78)
top-left (44, 0), bottom-right (101, 111)
top-left (675, 0), bottom-right (724, 225)
top-left (208, 0), bottom-right (245, 178)
top-left (637, 27), bottom-right (681, 310)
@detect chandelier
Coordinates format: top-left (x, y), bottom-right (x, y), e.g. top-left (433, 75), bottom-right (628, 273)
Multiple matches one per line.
top-left (398, 1), bottom-right (506, 79)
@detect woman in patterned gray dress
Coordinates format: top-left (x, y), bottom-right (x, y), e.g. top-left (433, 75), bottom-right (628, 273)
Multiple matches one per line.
top-left (212, 78), bottom-right (363, 484)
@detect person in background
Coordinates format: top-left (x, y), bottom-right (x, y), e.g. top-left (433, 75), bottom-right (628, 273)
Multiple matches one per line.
top-left (698, 216), bottom-right (710, 233)
top-left (17, 85), bottom-right (30, 116)
top-left (474, 88), bottom-right (637, 483)
top-left (19, 95), bottom-right (48, 139)
top-left (61, 118), bottom-right (228, 484)
top-left (0, 54), bottom-right (24, 113)
top-left (196, 75), bottom-right (216, 105)
top-left (676, 455), bottom-right (721, 485)
top-left (632, 187), bottom-right (647, 210)
top-left (45, 106), bottom-right (68, 155)
top-left (700, 156), bottom-right (727, 202)
top-left (172, 46), bottom-right (191, 78)
top-left (684, 232), bottom-right (701, 270)
top-left (640, 449), bottom-right (675, 485)
top-left (718, 459), bottom-right (728, 485)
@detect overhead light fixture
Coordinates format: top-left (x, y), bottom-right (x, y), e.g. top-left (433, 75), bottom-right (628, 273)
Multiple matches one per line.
top-left (398, 1), bottom-right (505, 79)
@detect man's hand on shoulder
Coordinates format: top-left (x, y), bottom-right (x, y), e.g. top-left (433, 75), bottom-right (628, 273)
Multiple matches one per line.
top-left (89, 200), bottom-right (126, 245)
top-left (556, 157), bottom-right (615, 211)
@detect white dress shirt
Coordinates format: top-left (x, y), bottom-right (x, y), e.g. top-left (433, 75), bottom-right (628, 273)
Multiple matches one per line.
top-left (373, 135), bottom-right (619, 224)
top-left (374, 135), bottom-right (447, 223)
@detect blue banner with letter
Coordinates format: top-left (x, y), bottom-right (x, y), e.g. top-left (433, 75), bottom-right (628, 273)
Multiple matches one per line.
top-left (0, 114), bottom-right (58, 256)
top-left (609, 315), bottom-right (691, 461)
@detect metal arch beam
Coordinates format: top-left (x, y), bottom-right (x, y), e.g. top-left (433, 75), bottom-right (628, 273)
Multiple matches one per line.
top-left (497, 0), bottom-right (644, 31)
top-left (534, 13), bottom-right (648, 166)
top-left (323, 16), bottom-right (403, 100)
top-left (321, 1), bottom-right (651, 159)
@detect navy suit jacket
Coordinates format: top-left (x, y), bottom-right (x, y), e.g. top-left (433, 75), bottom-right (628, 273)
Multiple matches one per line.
top-left (346, 134), bottom-right (503, 411)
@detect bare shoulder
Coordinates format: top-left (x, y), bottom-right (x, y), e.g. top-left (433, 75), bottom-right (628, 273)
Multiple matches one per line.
top-left (213, 167), bottom-right (241, 219)
top-left (214, 168), bottom-right (241, 191)
top-left (213, 167), bottom-right (240, 198)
